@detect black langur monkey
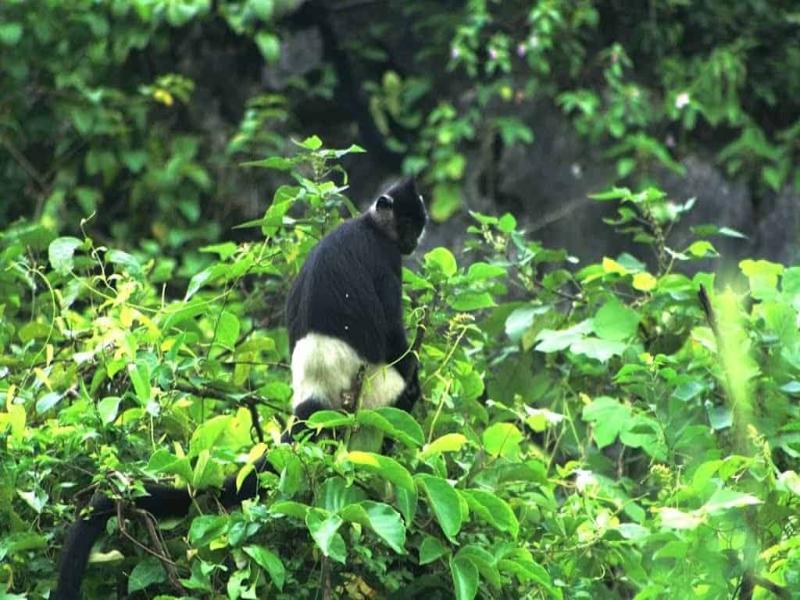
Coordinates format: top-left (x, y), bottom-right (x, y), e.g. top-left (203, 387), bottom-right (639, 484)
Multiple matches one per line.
top-left (54, 178), bottom-right (427, 599)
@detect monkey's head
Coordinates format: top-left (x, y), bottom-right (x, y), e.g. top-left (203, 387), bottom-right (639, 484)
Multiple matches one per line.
top-left (370, 177), bottom-right (427, 255)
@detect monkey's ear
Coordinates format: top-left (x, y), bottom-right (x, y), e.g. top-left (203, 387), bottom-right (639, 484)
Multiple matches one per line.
top-left (376, 194), bottom-right (394, 211)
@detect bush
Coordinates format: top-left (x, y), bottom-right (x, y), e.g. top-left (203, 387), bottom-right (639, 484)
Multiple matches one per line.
top-left (1, 143), bottom-right (798, 598)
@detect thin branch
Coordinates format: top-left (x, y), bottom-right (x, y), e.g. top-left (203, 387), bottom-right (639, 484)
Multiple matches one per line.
top-left (134, 508), bottom-right (186, 595)
top-left (173, 381), bottom-right (284, 412)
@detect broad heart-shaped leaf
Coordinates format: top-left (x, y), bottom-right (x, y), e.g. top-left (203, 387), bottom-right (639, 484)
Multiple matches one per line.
top-left (357, 407), bottom-right (424, 448)
top-left (450, 555), bottom-right (479, 600)
top-left (535, 320), bottom-right (593, 353)
top-left (243, 545), bottom-right (285, 590)
top-left (417, 474), bottom-right (463, 540)
top-left (569, 337), bottom-right (626, 362)
top-left (582, 396), bottom-right (630, 448)
top-left (127, 557), bottom-right (165, 593)
top-left (424, 247), bottom-right (458, 277)
top-left (347, 451), bottom-right (415, 492)
top-left (461, 489), bottom-right (519, 537)
top-left (48, 236), bottom-right (82, 274)
top-left (481, 422), bottom-right (523, 459)
top-left (305, 509), bottom-right (346, 563)
top-left (592, 298), bottom-right (640, 341)
top-left (340, 501), bottom-right (406, 554)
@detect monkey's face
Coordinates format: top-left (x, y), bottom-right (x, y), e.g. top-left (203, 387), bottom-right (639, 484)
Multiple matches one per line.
top-left (388, 178), bottom-right (427, 255)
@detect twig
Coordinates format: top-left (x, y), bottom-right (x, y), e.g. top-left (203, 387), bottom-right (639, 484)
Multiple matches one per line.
top-left (173, 381), bottom-right (284, 412)
top-left (134, 508), bottom-right (186, 595)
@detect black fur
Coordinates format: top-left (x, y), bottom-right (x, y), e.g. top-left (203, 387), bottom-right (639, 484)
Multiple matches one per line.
top-left (286, 177), bottom-right (426, 417)
top-left (54, 179), bottom-right (425, 598)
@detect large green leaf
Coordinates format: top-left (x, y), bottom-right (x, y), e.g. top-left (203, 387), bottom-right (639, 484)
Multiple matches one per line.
top-left (450, 556), bottom-right (479, 600)
top-left (417, 474), bottom-right (463, 540)
top-left (340, 501), bottom-right (406, 554)
top-left (305, 509), bottom-right (346, 563)
top-left (461, 489), bottom-right (519, 537)
top-left (243, 545), bottom-right (285, 590)
top-left (347, 451), bottom-right (415, 492)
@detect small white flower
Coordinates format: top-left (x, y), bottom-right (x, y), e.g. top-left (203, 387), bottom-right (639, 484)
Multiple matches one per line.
top-left (575, 469), bottom-right (598, 493)
top-left (570, 163), bottom-right (583, 179)
top-left (675, 92), bottom-right (691, 109)
top-left (529, 34), bottom-right (539, 48)
top-left (450, 46), bottom-right (460, 60)
top-left (489, 47), bottom-right (498, 60)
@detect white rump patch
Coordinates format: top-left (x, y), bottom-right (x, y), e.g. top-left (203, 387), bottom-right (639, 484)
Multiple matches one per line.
top-left (291, 333), bottom-right (406, 411)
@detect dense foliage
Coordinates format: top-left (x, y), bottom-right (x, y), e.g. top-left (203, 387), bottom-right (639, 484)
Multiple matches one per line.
top-left (1, 143), bottom-right (799, 598)
top-left (2, 0), bottom-right (799, 238)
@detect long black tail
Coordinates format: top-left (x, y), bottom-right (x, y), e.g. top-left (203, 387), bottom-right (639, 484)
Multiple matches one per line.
top-left (54, 459), bottom-right (268, 599)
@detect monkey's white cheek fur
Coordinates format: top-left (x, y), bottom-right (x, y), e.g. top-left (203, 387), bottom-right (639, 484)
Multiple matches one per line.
top-left (291, 333), bottom-right (406, 410)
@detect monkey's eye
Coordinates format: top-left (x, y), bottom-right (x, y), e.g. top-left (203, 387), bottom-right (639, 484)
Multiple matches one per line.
top-left (376, 195), bottom-right (393, 210)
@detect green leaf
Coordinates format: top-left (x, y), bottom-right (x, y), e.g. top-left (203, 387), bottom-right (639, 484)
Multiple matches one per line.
top-left (146, 449), bottom-right (193, 482)
top-left (307, 410), bottom-right (355, 429)
top-left (243, 545), bottom-right (285, 590)
top-left (740, 259), bottom-right (784, 300)
top-left (128, 557), bottom-right (165, 593)
top-left (448, 291), bottom-right (496, 311)
top-left (97, 396), bottom-right (121, 424)
top-left (347, 451), bottom-right (415, 492)
top-left (0, 22), bottom-right (23, 45)
top-left (358, 407), bottom-right (424, 448)
top-left (317, 476), bottom-right (366, 513)
top-left (461, 489), bottom-right (519, 537)
top-left (48, 237), bottom-right (82, 274)
top-left (450, 556), bottom-right (479, 600)
top-left (35, 391), bottom-right (62, 414)
top-left (417, 474), bottom-right (462, 540)
top-left (214, 310), bottom-right (240, 348)
top-left (659, 507), bottom-right (703, 529)
top-left (255, 31), bottom-right (280, 62)
top-left (298, 135), bottom-right (323, 150)
top-left (189, 415), bottom-right (233, 456)
top-left (419, 535), bottom-right (448, 565)
top-left (305, 509), bottom-right (346, 563)
top-left (430, 182), bottom-right (462, 222)
top-left (127, 361), bottom-right (151, 404)
top-left (702, 489), bottom-right (762, 514)
top-left (570, 337), bottom-right (626, 362)
top-left (420, 433), bottom-right (468, 459)
top-left (582, 396), bottom-right (630, 448)
top-left (340, 501), bottom-right (406, 554)
top-left (467, 262), bottom-right (507, 282)
top-left (424, 247), bottom-right (458, 277)
top-left (592, 298), bottom-right (640, 341)
top-left (535, 320), bottom-right (593, 353)
top-left (481, 422), bottom-right (523, 459)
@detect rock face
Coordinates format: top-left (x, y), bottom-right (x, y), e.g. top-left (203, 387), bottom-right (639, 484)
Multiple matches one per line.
top-left (486, 102), bottom-right (798, 268)
top-left (496, 103), bottom-right (624, 264)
